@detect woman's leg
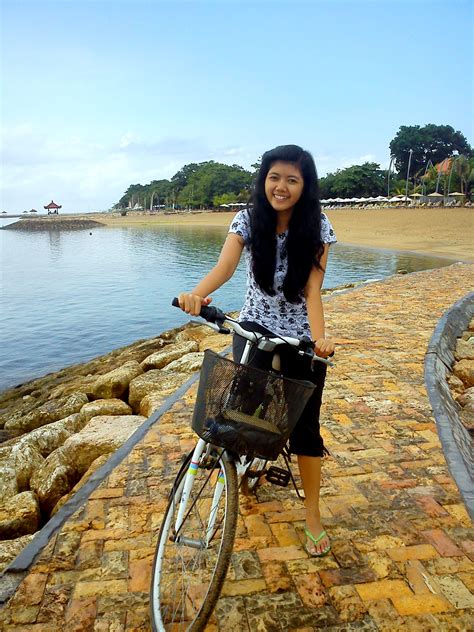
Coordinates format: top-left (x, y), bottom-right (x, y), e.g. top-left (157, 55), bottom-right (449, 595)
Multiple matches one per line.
top-left (297, 455), bottom-right (330, 555)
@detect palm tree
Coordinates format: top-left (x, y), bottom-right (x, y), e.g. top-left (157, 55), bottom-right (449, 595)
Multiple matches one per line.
top-left (455, 155), bottom-right (471, 194)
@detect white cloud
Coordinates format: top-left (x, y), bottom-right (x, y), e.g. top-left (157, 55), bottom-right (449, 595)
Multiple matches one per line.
top-left (315, 152), bottom-right (380, 176)
top-left (0, 125), bottom-right (385, 212)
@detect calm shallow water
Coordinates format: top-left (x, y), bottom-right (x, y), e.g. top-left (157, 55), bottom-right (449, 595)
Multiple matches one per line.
top-left (0, 219), bottom-right (455, 391)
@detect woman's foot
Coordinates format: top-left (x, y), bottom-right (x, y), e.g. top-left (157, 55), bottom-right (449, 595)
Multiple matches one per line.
top-left (305, 516), bottom-right (331, 556)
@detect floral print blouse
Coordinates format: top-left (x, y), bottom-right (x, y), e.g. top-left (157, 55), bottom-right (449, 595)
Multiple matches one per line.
top-left (229, 209), bottom-right (337, 337)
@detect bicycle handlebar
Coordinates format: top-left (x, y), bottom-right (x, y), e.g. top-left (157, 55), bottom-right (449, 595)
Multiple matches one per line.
top-left (171, 297), bottom-right (226, 324)
top-left (171, 298), bottom-right (333, 366)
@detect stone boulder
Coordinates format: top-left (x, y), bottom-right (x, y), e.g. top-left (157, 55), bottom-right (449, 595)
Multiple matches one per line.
top-left (0, 465), bottom-right (18, 501)
top-left (51, 453), bottom-right (110, 515)
top-left (455, 338), bottom-right (474, 362)
top-left (163, 352), bottom-right (204, 373)
top-left (129, 370), bottom-right (190, 412)
top-left (140, 341), bottom-right (198, 370)
top-left (0, 396), bottom-right (42, 430)
top-left (80, 399), bottom-right (132, 424)
top-left (120, 336), bottom-right (168, 360)
top-left (48, 375), bottom-right (97, 400)
top-left (0, 491), bottom-right (40, 538)
top-left (10, 443), bottom-right (45, 491)
top-left (30, 449), bottom-right (78, 515)
top-left (139, 392), bottom-right (164, 417)
top-left (447, 373), bottom-right (465, 395)
top-left (60, 414), bottom-right (146, 476)
top-left (0, 533), bottom-right (34, 573)
top-left (453, 359), bottom-right (474, 388)
top-left (14, 416), bottom-right (76, 457)
top-left (4, 392), bottom-right (89, 434)
top-left (92, 361), bottom-right (143, 400)
top-left (456, 387), bottom-right (474, 407)
top-left (175, 325), bottom-right (213, 345)
top-left (0, 446), bottom-right (12, 462)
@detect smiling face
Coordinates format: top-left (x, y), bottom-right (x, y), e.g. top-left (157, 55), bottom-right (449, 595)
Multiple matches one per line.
top-left (264, 161), bottom-right (305, 216)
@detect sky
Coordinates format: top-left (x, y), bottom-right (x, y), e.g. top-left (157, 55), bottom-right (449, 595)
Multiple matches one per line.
top-left (1, 0), bottom-right (473, 213)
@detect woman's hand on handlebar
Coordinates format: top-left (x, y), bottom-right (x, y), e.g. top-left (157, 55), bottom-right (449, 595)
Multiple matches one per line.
top-left (313, 337), bottom-right (335, 359)
top-left (177, 292), bottom-right (213, 316)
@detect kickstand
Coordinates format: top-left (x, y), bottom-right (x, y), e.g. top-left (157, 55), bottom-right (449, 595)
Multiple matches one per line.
top-left (281, 449), bottom-right (305, 501)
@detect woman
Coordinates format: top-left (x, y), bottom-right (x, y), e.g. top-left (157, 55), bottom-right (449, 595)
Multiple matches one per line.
top-left (178, 144), bottom-right (336, 556)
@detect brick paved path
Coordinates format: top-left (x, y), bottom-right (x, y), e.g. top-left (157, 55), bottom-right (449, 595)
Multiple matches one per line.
top-left (1, 264), bottom-right (473, 631)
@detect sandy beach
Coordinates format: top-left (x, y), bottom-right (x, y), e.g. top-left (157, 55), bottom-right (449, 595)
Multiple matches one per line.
top-left (96, 207), bottom-right (473, 262)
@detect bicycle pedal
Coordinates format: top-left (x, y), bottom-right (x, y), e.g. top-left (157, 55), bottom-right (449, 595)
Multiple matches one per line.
top-left (265, 466), bottom-right (290, 487)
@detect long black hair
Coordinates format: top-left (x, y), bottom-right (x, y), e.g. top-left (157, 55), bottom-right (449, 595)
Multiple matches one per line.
top-left (249, 144), bottom-right (324, 303)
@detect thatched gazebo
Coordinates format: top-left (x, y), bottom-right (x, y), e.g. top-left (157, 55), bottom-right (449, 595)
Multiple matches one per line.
top-left (44, 200), bottom-right (62, 215)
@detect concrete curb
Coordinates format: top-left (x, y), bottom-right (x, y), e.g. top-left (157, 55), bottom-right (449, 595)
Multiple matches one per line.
top-left (424, 291), bottom-right (474, 519)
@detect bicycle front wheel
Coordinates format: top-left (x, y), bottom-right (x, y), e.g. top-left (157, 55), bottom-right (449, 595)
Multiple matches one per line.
top-left (150, 448), bottom-right (238, 631)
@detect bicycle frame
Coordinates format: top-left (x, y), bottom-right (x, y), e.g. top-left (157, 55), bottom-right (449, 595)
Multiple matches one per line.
top-left (166, 304), bottom-right (333, 549)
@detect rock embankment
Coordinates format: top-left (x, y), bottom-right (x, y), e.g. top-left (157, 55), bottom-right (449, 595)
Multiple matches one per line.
top-left (0, 320), bottom-right (229, 569)
top-left (448, 317), bottom-right (474, 434)
top-left (2, 218), bottom-right (104, 230)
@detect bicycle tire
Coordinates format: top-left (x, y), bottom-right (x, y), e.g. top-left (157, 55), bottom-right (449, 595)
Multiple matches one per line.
top-left (150, 448), bottom-right (238, 631)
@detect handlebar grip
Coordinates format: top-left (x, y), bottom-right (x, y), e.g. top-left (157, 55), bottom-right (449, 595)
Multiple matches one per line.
top-left (171, 297), bottom-right (222, 323)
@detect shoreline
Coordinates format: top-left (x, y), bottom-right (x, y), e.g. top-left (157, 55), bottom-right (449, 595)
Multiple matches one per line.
top-left (95, 206), bottom-right (474, 262)
top-left (3, 207), bottom-right (472, 261)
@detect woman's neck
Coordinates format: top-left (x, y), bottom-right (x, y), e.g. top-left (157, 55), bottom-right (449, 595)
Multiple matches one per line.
top-left (276, 209), bottom-right (292, 234)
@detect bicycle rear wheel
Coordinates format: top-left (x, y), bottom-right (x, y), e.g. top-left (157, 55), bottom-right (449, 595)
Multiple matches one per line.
top-left (150, 448), bottom-right (238, 631)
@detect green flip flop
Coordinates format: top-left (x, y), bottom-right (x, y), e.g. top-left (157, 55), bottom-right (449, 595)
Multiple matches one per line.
top-left (304, 527), bottom-right (331, 557)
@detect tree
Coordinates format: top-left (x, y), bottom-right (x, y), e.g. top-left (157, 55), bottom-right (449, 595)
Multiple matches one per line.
top-left (319, 163), bottom-right (387, 198)
top-left (175, 161), bottom-right (252, 208)
top-left (389, 124), bottom-right (472, 178)
top-left (454, 155), bottom-right (473, 195)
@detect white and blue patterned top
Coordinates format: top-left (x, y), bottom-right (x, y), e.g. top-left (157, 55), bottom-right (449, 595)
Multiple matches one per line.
top-left (228, 209), bottom-right (337, 337)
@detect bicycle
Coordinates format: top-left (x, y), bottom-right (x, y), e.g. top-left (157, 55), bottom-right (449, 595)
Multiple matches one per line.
top-left (150, 299), bottom-right (333, 631)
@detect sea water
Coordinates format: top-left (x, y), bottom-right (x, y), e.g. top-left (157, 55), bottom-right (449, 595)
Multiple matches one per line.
top-left (0, 219), bottom-right (456, 391)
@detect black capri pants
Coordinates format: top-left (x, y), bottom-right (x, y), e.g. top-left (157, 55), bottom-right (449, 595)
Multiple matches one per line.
top-left (232, 321), bottom-right (327, 458)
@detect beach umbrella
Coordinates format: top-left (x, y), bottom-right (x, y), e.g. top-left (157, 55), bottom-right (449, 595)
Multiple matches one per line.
top-left (376, 196), bottom-right (389, 201)
top-left (427, 192), bottom-right (443, 197)
top-left (389, 196), bottom-right (402, 202)
top-left (449, 192), bottom-right (465, 196)
top-left (410, 193), bottom-right (423, 198)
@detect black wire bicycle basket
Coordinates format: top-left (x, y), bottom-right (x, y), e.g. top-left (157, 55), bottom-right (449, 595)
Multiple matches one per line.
top-left (192, 350), bottom-right (316, 460)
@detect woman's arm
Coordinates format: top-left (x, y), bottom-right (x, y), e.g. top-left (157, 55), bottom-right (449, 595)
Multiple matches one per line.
top-left (178, 233), bottom-right (244, 315)
top-left (304, 244), bottom-right (335, 358)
